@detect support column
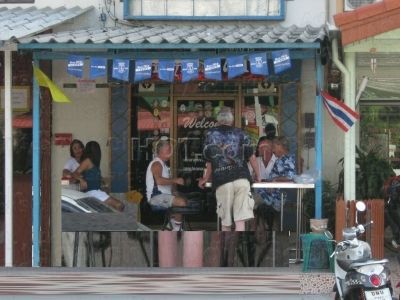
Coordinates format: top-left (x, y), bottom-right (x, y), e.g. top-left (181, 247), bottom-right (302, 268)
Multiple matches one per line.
top-left (4, 48), bottom-right (13, 267)
top-left (315, 51), bottom-right (324, 218)
top-left (344, 52), bottom-right (356, 201)
top-left (32, 58), bottom-right (41, 267)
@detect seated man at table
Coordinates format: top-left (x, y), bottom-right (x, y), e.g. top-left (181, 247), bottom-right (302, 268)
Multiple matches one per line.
top-left (255, 136), bottom-right (296, 231)
top-left (146, 138), bottom-right (187, 231)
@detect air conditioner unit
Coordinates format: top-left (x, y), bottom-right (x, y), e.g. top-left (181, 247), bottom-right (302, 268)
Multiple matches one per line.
top-left (344, 0), bottom-right (382, 11)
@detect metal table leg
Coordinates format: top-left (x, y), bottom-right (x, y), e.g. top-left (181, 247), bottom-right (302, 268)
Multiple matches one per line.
top-left (280, 192), bottom-right (284, 232)
top-left (87, 232), bottom-right (95, 267)
top-left (295, 188), bottom-right (304, 263)
top-left (73, 232), bottom-right (79, 267)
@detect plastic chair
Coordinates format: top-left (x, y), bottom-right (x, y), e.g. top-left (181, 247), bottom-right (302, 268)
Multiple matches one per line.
top-left (301, 233), bottom-right (334, 272)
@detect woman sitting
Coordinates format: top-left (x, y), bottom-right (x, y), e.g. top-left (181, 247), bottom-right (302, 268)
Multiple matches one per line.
top-left (73, 141), bottom-right (124, 212)
top-left (62, 139), bottom-right (84, 180)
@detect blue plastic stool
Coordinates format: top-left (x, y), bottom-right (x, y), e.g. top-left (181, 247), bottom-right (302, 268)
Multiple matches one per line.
top-left (301, 233), bottom-right (334, 272)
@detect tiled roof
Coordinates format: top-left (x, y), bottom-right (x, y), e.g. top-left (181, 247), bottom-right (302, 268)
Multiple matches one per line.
top-left (17, 24), bottom-right (326, 47)
top-left (0, 6), bottom-right (94, 43)
top-left (334, 0), bottom-right (400, 46)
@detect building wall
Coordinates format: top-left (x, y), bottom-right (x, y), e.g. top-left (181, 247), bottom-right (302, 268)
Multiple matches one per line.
top-left (0, 0), bottom-right (340, 265)
top-left (50, 60), bottom-right (110, 266)
top-left (300, 59), bottom-right (342, 186)
top-left (51, 61), bottom-right (110, 183)
top-left (1, 0), bottom-right (336, 27)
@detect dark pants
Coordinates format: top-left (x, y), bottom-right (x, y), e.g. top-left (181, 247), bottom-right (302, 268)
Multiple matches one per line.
top-left (385, 203), bottom-right (400, 242)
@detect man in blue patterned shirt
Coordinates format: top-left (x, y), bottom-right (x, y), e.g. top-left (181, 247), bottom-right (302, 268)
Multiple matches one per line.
top-left (255, 136), bottom-right (296, 229)
top-left (198, 107), bottom-right (260, 231)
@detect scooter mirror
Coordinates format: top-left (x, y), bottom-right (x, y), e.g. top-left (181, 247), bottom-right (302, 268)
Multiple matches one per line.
top-left (356, 201), bottom-right (366, 212)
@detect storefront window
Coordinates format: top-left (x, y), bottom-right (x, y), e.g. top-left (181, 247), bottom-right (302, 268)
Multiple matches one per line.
top-left (175, 98), bottom-right (235, 190)
top-left (117, 80), bottom-right (315, 269)
top-left (131, 83), bottom-right (171, 193)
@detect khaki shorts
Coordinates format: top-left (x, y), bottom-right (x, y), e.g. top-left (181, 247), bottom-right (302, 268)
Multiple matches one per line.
top-left (215, 178), bottom-right (254, 227)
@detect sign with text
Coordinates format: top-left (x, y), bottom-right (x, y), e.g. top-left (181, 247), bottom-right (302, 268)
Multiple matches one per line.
top-left (204, 58), bottom-right (222, 81)
top-left (0, 86), bottom-right (30, 111)
top-left (67, 55), bottom-right (84, 78)
top-left (158, 60), bottom-right (175, 82)
top-left (227, 55), bottom-right (246, 79)
top-left (249, 53), bottom-right (269, 76)
top-left (112, 59), bottom-right (130, 81)
top-left (134, 60), bottom-right (152, 82)
top-left (272, 49), bottom-right (291, 74)
top-left (181, 59), bottom-right (199, 82)
top-left (89, 57), bottom-right (107, 79)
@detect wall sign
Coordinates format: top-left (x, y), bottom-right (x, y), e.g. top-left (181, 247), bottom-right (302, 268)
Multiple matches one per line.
top-left (0, 86), bottom-right (30, 111)
top-left (54, 133), bottom-right (72, 146)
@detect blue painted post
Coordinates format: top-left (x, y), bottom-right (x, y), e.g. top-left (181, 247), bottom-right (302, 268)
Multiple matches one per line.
top-left (32, 58), bottom-right (41, 267)
top-left (315, 52), bottom-right (323, 219)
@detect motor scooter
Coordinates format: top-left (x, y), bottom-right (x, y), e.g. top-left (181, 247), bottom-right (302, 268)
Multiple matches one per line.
top-left (325, 201), bottom-right (395, 300)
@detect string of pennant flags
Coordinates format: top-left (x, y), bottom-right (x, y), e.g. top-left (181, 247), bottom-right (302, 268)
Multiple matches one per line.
top-left (32, 49), bottom-right (291, 104)
top-left (66, 49), bottom-right (292, 82)
top-left (33, 49), bottom-right (360, 134)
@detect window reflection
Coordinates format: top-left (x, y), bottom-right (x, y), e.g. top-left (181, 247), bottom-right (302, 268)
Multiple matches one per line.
top-left (360, 104), bottom-right (400, 173)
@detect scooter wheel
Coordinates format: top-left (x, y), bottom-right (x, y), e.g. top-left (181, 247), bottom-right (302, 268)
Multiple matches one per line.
top-left (334, 291), bottom-right (340, 300)
top-left (344, 288), bottom-right (364, 300)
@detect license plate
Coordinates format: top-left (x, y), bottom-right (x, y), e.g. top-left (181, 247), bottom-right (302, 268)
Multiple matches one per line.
top-left (364, 288), bottom-right (392, 300)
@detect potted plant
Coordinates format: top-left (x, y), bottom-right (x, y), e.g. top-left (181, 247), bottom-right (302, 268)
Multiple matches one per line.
top-left (303, 180), bottom-right (337, 234)
top-left (337, 146), bottom-right (395, 199)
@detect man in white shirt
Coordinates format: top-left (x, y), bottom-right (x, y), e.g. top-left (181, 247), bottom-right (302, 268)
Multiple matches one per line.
top-left (146, 139), bottom-right (187, 231)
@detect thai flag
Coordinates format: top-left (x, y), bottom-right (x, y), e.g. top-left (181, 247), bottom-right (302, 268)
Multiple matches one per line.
top-left (321, 91), bottom-right (360, 132)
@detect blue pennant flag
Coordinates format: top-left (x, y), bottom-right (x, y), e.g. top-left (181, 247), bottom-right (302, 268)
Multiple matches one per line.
top-left (227, 55), bottom-right (246, 79)
top-left (272, 49), bottom-right (291, 74)
top-left (89, 57), bottom-right (107, 79)
top-left (249, 53), bottom-right (268, 76)
top-left (204, 58), bottom-right (222, 81)
top-left (181, 59), bottom-right (199, 82)
top-left (134, 60), bottom-right (152, 82)
top-left (158, 60), bottom-right (175, 82)
top-left (112, 59), bottom-right (130, 81)
top-left (67, 55), bottom-right (84, 78)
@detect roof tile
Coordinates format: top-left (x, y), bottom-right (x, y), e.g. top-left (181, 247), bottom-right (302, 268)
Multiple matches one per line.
top-left (0, 6), bottom-right (94, 42)
top-left (17, 24), bottom-right (326, 47)
top-left (355, 1), bottom-right (386, 20)
top-left (384, 0), bottom-right (400, 10)
top-left (334, 0), bottom-right (400, 45)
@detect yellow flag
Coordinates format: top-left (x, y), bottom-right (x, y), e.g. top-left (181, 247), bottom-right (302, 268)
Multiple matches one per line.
top-left (33, 66), bottom-right (71, 103)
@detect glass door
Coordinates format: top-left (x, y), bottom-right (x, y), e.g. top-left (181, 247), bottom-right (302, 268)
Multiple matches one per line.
top-left (173, 97), bottom-right (237, 193)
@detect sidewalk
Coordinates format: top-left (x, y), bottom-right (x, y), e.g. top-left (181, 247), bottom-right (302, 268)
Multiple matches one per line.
top-left (0, 267), bottom-right (333, 297)
top-left (0, 295), bottom-right (333, 300)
